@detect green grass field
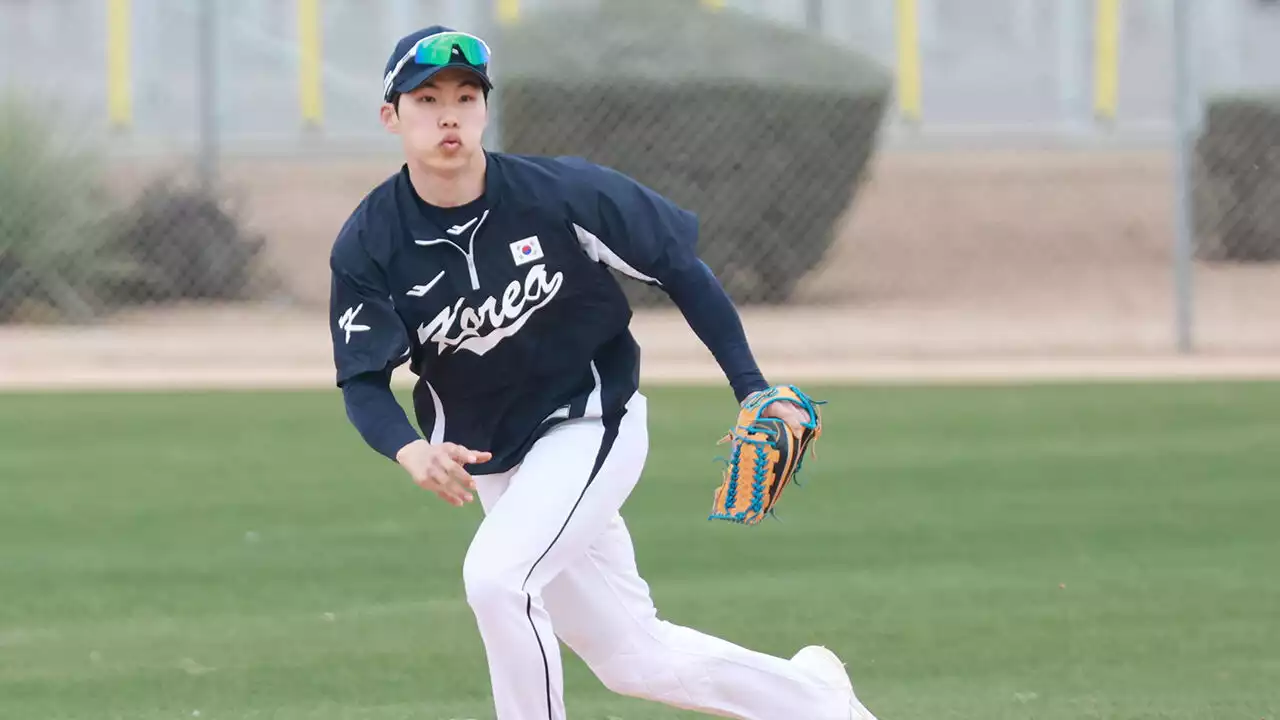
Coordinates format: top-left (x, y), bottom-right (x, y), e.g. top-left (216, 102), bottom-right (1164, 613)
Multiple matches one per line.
top-left (2, 381), bottom-right (1279, 720)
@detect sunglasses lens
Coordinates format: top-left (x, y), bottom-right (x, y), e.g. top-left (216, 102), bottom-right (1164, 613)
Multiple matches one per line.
top-left (415, 33), bottom-right (490, 68)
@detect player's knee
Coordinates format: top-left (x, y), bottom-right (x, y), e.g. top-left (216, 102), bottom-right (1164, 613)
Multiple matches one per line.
top-left (461, 556), bottom-right (523, 615)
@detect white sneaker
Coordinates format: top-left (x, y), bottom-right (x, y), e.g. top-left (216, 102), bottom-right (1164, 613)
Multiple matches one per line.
top-left (790, 645), bottom-right (880, 720)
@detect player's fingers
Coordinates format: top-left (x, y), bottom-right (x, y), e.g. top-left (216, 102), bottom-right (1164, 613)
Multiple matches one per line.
top-left (443, 447), bottom-right (487, 490)
top-left (417, 474), bottom-right (455, 500)
top-left (775, 414), bottom-right (803, 438)
top-left (433, 460), bottom-right (475, 503)
top-left (414, 459), bottom-right (462, 501)
top-left (428, 476), bottom-right (466, 506)
top-left (435, 489), bottom-right (464, 507)
top-left (780, 405), bottom-right (808, 430)
top-left (447, 444), bottom-right (492, 466)
top-left (447, 463), bottom-right (477, 499)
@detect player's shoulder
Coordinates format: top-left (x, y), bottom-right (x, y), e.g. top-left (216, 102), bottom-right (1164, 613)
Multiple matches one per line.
top-left (489, 151), bottom-right (641, 206)
top-left (330, 169), bottom-right (402, 266)
top-left (489, 151), bottom-right (612, 181)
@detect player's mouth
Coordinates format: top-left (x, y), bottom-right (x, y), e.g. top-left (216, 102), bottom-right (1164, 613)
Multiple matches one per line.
top-left (439, 134), bottom-right (462, 151)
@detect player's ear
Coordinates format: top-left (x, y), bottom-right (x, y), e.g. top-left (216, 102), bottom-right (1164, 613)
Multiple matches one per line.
top-left (380, 102), bottom-right (400, 133)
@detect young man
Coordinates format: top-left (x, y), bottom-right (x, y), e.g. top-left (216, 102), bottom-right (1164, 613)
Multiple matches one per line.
top-left (328, 25), bottom-right (880, 720)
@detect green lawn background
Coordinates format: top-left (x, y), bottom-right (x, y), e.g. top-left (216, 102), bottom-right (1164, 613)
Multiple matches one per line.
top-left (2, 381), bottom-right (1278, 719)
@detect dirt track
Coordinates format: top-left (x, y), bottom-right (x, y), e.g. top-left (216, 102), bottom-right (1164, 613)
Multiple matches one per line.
top-left (4, 302), bottom-right (1280, 391)
top-left (4, 148), bottom-right (1279, 390)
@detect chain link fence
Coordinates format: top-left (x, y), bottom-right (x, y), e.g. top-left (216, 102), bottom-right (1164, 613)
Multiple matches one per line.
top-left (0, 95), bottom-right (271, 324)
top-left (0, 0), bottom-right (285, 324)
top-left (2, 0), bottom-right (1279, 369)
top-left (1187, 0), bottom-right (1280, 352)
top-left (1194, 97), bottom-right (1280, 264)
top-left (491, 0), bottom-right (890, 307)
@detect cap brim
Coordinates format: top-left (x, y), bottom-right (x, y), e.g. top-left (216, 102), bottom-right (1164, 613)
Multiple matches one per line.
top-left (393, 64), bottom-right (493, 96)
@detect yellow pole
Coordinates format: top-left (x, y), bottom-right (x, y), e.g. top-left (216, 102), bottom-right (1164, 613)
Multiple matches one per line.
top-left (497, 0), bottom-right (520, 25)
top-left (1093, 0), bottom-right (1121, 122)
top-left (895, 0), bottom-right (922, 123)
top-left (298, 0), bottom-right (323, 127)
top-left (106, 0), bottom-right (133, 129)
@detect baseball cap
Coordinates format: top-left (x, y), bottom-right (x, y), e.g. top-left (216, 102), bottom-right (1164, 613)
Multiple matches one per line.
top-left (382, 25), bottom-right (493, 102)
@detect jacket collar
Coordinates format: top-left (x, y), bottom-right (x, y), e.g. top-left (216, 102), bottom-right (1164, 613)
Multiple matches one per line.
top-left (395, 151), bottom-right (505, 240)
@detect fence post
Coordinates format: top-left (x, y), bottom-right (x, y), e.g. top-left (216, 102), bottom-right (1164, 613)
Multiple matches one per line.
top-left (1092, 0), bottom-right (1120, 123)
top-left (805, 0), bottom-right (822, 32)
top-left (895, 0), bottom-right (922, 124)
top-left (1055, 0), bottom-right (1087, 131)
top-left (198, 0), bottom-right (218, 189)
top-left (106, 0), bottom-right (133, 130)
top-left (497, 0), bottom-right (521, 24)
top-left (484, 0), bottom-right (517, 152)
top-left (1172, 0), bottom-right (1195, 353)
top-left (298, 0), bottom-right (323, 128)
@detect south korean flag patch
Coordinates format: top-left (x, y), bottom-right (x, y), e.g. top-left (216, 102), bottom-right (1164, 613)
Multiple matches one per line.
top-left (509, 236), bottom-right (544, 266)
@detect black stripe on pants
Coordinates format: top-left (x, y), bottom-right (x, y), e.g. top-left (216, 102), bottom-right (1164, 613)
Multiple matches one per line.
top-left (520, 408), bottom-right (625, 720)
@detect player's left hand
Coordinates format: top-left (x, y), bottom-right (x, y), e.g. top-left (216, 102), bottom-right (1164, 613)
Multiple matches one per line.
top-left (761, 398), bottom-right (810, 437)
top-left (709, 384), bottom-right (825, 525)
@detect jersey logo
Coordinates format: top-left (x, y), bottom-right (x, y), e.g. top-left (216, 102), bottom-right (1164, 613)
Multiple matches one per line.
top-left (337, 304), bottom-right (371, 344)
top-left (406, 270), bottom-right (446, 297)
top-left (447, 217), bottom-right (478, 236)
top-left (510, 236), bottom-right (544, 266)
top-left (417, 263), bottom-right (563, 356)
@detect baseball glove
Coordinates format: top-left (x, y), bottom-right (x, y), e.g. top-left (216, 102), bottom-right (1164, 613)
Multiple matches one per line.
top-left (708, 385), bottom-right (824, 525)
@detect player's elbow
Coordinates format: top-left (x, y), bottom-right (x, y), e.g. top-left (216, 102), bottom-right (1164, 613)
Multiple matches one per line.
top-left (661, 258), bottom-right (719, 303)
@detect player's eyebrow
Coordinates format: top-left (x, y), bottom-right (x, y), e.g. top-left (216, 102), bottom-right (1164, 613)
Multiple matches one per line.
top-left (419, 79), bottom-right (481, 90)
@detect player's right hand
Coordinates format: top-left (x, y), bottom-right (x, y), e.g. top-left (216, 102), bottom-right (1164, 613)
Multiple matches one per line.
top-left (395, 439), bottom-right (492, 507)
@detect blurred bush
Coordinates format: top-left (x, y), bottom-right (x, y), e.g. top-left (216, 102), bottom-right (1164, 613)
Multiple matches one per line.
top-left (0, 94), bottom-right (139, 322)
top-left (0, 94), bottom-right (266, 323)
top-left (1193, 92), bottom-right (1280, 262)
top-left (101, 179), bottom-right (266, 304)
top-left (493, 0), bottom-right (892, 305)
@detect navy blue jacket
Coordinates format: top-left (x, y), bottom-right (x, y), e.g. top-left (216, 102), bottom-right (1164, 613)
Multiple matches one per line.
top-left (329, 152), bottom-right (768, 474)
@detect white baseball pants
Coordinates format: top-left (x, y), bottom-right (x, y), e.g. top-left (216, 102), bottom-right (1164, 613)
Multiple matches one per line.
top-left (462, 391), bottom-right (849, 719)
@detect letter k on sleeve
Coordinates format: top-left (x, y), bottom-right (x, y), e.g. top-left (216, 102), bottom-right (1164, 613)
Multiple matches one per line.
top-left (329, 222), bottom-right (411, 387)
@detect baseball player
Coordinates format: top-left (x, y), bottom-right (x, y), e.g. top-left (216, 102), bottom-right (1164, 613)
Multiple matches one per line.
top-left (328, 25), bottom-right (880, 720)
